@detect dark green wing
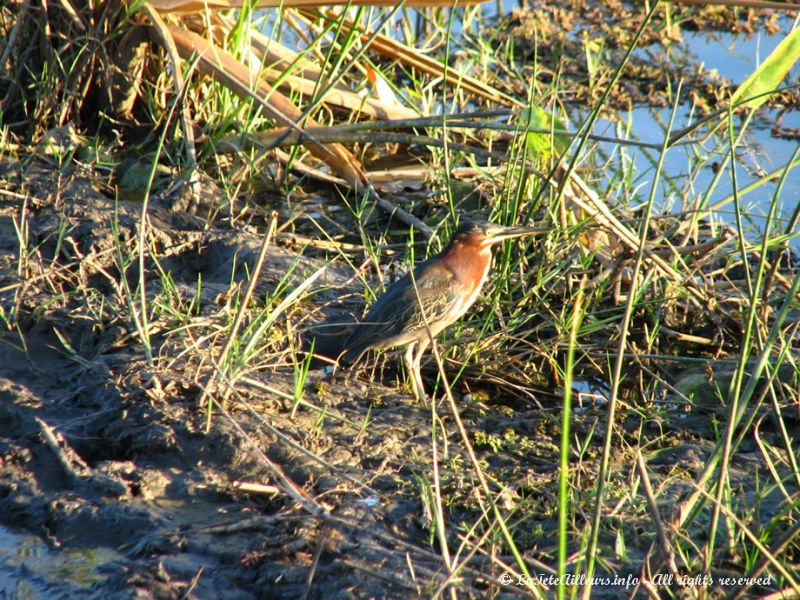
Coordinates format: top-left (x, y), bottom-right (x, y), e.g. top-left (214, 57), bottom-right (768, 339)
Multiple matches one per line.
top-left (342, 258), bottom-right (460, 362)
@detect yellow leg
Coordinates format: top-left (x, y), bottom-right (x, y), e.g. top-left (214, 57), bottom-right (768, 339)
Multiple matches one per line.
top-left (404, 341), bottom-right (428, 407)
top-left (404, 339), bottom-right (430, 407)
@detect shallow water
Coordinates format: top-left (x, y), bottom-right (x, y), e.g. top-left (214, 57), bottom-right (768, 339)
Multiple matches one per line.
top-left (0, 523), bottom-right (120, 598)
top-left (568, 14), bottom-right (799, 232)
top-left (599, 23), bottom-right (800, 233)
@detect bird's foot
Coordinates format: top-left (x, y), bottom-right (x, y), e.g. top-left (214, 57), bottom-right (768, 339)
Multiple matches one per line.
top-left (410, 386), bottom-right (430, 409)
top-left (417, 392), bottom-right (431, 410)
top-left (407, 365), bottom-right (431, 409)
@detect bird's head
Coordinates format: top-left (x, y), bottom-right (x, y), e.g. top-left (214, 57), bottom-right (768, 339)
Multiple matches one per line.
top-left (449, 219), bottom-right (547, 249)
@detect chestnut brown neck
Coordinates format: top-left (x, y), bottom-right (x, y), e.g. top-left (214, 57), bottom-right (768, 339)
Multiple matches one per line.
top-left (441, 237), bottom-right (492, 290)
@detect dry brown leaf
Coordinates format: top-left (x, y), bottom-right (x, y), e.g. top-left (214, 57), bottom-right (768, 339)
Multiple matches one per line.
top-left (260, 67), bottom-right (419, 119)
top-left (228, 15), bottom-right (418, 119)
top-left (149, 0), bottom-right (487, 15)
top-left (165, 23), bottom-right (367, 192)
top-left (304, 9), bottom-right (520, 107)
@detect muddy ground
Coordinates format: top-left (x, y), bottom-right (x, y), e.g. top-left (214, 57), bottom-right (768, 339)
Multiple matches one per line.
top-left (0, 154), bottom-right (796, 600)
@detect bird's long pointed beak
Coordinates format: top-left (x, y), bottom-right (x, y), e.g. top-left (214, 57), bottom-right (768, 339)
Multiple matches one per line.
top-left (484, 225), bottom-right (549, 244)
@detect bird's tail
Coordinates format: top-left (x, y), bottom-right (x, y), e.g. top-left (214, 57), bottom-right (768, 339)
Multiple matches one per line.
top-left (339, 343), bottom-right (369, 366)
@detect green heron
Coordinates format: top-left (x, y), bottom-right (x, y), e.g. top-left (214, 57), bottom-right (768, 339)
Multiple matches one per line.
top-left (341, 220), bottom-right (545, 403)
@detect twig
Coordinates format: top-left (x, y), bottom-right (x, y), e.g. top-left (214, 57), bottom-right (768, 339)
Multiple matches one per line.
top-left (635, 451), bottom-right (680, 579)
top-left (200, 514), bottom-right (287, 534)
top-left (368, 187), bottom-right (434, 239)
top-left (300, 524), bottom-right (329, 600)
top-left (236, 396), bottom-right (381, 497)
top-left (231, 481), bottom-right (281, 496)
top-left (249, 129), bottom-right (506, 162)
top-left (35, 417), bottom-right (127, 496)
top-left (144, 5), bottom-right (198, 176)
top-left (338, 559), bottom-right (422, 590)
top-left (274, 147), bottom-right (350, 187)
top-left (36, 416), bottom-right (90, 481)
top-left (208, 381), bottom-right (323, 515)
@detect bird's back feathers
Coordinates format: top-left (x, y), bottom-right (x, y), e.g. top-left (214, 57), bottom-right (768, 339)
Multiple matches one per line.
top-left (341, 257), bottom-right (462, 363)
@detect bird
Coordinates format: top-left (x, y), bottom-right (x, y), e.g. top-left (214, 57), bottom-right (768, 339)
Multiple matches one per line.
top-left (340, 219), bottom-right (545, 404)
